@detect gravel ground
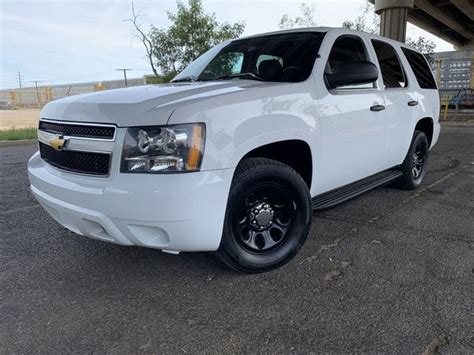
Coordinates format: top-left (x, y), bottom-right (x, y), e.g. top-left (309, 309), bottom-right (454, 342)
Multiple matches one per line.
top-left (0, 109), bottom-right (40, 130)
top-left (1, 123), bottom-right (473, 353)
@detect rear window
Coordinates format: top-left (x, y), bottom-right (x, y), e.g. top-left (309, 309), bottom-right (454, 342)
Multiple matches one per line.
top-left (372, 40), bottom-right (406, 88)
top-left (401, 47), bottom-right (437, 89)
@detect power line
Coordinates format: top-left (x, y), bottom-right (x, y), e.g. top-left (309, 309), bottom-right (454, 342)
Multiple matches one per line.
top-left (0, 68), bottom-right (152, 89)
top-left (116, 68), bottom-right (132, 87)
top-left (0, 68), bottom-right (150, 90)
top-left (0, 82), bottom-right (21, 87)
top-left (20, 72), bottom-right (112, 80)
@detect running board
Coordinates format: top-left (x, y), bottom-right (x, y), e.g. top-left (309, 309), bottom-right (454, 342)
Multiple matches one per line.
top-left (312, 169), bottom-right (403, 210)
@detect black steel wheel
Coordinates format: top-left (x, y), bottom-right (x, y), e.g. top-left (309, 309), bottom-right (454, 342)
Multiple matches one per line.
top-left (396, 130), bottom-right (430, 190)
top-left (412, 142), bottom-right (427, 179)
top-left (233, 182), bottom-right (296, 252)
top-left (217, 158), bottom-right (312, 273)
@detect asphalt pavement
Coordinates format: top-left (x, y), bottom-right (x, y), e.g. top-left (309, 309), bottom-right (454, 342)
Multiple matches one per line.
top-left (1, 123), bottom-right (473, 353)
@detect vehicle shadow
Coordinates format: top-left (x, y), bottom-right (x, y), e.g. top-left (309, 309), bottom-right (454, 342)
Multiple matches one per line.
top-left (56, 230), bottom-right (234, 279)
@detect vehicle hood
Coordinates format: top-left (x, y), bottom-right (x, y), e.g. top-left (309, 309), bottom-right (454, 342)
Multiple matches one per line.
top-left (40, 81), bottom-right (271, 127)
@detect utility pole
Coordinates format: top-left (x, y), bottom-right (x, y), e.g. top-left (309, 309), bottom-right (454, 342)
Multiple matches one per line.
top-left (30, 80), bottom-right (43, 106)
top-left (435, 59), bottom-right (443, 88)
top-left (116, 68), bottom-right (132, 87)
top-left (17, 72), bottom-right (22, 88)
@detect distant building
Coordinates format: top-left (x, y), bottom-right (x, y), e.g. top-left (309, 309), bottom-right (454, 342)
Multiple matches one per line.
top-left (431, 50), bottom-right (473, 92)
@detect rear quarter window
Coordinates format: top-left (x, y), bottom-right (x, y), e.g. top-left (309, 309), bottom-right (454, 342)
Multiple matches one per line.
top-left (401, 47), bottom-right (437, 89)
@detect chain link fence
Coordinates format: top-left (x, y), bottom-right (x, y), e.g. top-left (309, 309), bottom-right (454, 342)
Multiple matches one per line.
top-left (0, 78), bottom-right (147, 109)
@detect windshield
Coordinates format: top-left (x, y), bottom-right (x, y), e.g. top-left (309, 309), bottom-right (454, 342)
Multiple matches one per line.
top-left (172, 32), bottom-right (326, 83)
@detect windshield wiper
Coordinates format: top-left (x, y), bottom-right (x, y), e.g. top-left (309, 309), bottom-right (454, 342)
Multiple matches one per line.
top-left (171, 75), bottom-right (199, 83)
top-left (203, 72), bottom-right (265, 82)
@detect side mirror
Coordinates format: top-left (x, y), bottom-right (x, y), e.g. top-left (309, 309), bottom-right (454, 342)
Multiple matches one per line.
top-left (325, 60), bottom-right (378, 89)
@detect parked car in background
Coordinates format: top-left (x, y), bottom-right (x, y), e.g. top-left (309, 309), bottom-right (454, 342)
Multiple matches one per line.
top-left (28, 28), bottom-right (440, 273)
top-left (0, 100), bottom-right (13, 109)
top-left (449, 88), bottom-right (474, 109)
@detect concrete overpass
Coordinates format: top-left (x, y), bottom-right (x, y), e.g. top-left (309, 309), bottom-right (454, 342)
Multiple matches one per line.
top-left (369, 0), bottom-right (474, 48)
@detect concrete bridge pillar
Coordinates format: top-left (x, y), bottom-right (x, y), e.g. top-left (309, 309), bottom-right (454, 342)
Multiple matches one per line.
top-left (374, 0), bottom-right (414, 43)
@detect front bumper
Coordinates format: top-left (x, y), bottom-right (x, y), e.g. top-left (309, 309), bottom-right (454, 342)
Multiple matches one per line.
top-left (28, 151), bottom-right (234, 252)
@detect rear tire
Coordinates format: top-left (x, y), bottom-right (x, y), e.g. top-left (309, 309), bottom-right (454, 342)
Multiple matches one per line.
top-left (216, 158), bottom-right (312, 273)
top-left (396, 130), bottom-right (430, 190)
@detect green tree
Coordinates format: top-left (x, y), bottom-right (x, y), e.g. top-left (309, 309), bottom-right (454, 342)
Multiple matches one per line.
top-left (342, 2), bottom-right (378, 34)
top-left (279, 2), bottom-right (317, 29)
top-left (406, 37), bottom-right (436, 64)
top-left (128, 0), bottom-right (245, 81)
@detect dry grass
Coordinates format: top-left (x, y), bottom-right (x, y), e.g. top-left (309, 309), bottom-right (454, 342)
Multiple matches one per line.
top-left (0, 109), bottom-right (40, 131)
top-left (0, 128), bottom-right (37, 141)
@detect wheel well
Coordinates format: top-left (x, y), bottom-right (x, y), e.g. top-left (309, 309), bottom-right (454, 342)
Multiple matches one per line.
top-left (242, 140), bottom-right (312, 189)
top-left (415, 117), bottom-right (434, 145)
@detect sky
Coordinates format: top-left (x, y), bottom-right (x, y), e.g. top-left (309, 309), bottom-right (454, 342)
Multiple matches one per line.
top-left (0, 0), bottom-right (455, 90)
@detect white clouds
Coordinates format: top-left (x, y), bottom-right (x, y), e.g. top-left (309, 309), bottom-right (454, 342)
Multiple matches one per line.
top-left (1, 1), bottom-right (159, 86)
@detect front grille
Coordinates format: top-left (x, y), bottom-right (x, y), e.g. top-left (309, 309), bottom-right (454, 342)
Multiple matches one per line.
top-left (39, 121), bottom-right (115, 140)
top-left (39, 143), bottom-right (110, 176)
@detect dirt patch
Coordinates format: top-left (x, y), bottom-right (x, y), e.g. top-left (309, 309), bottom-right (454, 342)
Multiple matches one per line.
top-left (0, 109), bottom-right (40, 131)
top-left (324, 260), bottom-right (351, 281)
top-left (318, 239), bottom-right (340, 252)
top-left (422, 335), bottom-right (449, 355)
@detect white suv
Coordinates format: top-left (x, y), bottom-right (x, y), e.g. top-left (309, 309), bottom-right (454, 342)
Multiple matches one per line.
top-left (28, 28), bottom-right (440, 272)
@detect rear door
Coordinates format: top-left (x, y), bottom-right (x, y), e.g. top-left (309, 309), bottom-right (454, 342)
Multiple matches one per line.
top-left (370, 39), bottom-right (416, 167)
top-left (314, 32), bottom-right (387, 193)
top-left (401, 47), bottom-right (440, 146)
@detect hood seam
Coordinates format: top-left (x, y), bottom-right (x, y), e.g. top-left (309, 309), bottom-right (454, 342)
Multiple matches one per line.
top-left (166, 108), bottom-right (177, 126)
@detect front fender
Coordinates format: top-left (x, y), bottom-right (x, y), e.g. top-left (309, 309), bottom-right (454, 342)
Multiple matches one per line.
top-left (167, 83), bottom-right (319, 171)
top-left (227, 114), bottom-right (316, 168)
top-left (203, 112), bottom-right (316, 170)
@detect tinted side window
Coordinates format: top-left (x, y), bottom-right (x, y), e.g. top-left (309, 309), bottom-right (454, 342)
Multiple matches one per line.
top-left (372, 40), bottom-right (406, 88)
top-left (402, 47), bottom-right (437, 89)
top-left (326, 35), bottom-right (374, 89)
top-left (327, 36), bottom-right (368, 74)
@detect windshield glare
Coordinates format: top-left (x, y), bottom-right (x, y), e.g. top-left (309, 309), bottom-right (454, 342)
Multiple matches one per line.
top-left (172, 32), bottom-right (325, 83)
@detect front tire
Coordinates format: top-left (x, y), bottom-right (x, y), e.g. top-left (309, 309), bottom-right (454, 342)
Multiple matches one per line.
top-left (396, 130), bottom-right (430, 190)
top-left (217, 158), bottom-right (312, 273)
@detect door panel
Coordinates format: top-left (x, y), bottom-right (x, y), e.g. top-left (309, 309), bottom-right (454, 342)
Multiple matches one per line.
top-left (317, 91), bottom-right (387, 192)
top-left (371, 40), bottom-right (420, 166)
top-left (383, 89), bottom-right (421, 165)
top-left (313, 32), bottom-right (387, 194)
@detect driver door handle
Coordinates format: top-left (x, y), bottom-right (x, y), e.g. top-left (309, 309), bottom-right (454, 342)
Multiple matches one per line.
top-left (408, 100), bottom-right (419, 106)
top-left (370, 104), bottom-right (385, 112)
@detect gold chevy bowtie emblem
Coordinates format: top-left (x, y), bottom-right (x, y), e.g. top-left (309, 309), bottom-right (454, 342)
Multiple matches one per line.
top-left (48, 136), bottom-right (67, 150)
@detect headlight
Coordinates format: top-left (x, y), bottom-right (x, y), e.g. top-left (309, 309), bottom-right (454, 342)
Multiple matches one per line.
top-left (120, 123), bottom-right (205, 173)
